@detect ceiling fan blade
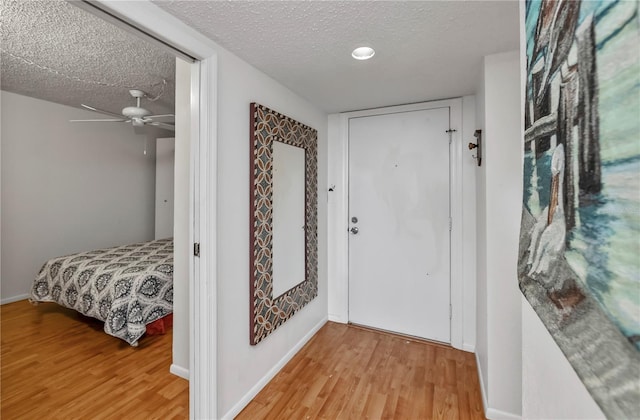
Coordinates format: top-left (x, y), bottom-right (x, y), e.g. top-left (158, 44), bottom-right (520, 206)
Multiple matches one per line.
top-left (81, 104), bottom-right (123, 118)
top-left (146, 114), bottom-right (175, 119)
top-left (149, 121), bottom-right (175, 131)
top-left (70, 119), bottom-right (127, 122)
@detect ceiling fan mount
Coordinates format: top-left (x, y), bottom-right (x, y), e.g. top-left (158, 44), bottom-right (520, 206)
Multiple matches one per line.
top-left (70, 89), bottom-right (174, 131)
top-left (129, 89), bottom-right (145, 98)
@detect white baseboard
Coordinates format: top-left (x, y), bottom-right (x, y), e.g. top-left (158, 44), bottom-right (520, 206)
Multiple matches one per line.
top-left (463, 343), bottom-right (476, 353)
top-left (170, 363), bottom-right (189, 380)
top-left (221, 316), bottom-right (328, 419)
top-left (1, 294), bottom-right (29, 305)
top-left (328, 313), bottom-right (347, 323)
top-left (476, 353), bottom-right (489, 417)
top-left (486, 407), bottom-right (522, 420)
top-left (475, 353), bottom-right (521, 420)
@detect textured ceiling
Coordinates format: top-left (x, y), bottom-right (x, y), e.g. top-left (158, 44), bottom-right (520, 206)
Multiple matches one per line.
top-left (1, 1), bottom-right (519, 117)
top-left (154, 0), bottom-right (520, 113)
top-left (0, 0), bottom-right (175, 117)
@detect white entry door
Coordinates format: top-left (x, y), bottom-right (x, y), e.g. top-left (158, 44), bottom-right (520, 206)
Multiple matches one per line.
top-left (348, 107), bottom-right (451, 343)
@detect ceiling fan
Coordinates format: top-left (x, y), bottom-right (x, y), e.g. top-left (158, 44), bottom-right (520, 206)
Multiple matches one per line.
top-left (70, 89), bottom-right (175, 131)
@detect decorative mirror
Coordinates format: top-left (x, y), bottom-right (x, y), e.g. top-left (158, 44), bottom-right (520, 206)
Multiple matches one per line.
top-left (249, 103), bottom-right (318, 345)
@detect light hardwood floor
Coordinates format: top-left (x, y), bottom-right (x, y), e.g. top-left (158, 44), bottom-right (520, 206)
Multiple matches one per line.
top-left (2, 301), bottom-right (484, 419)
top-left (1, 300), bottom-right (188, 419)
top-left (237, 322), bottom-right (485, 419)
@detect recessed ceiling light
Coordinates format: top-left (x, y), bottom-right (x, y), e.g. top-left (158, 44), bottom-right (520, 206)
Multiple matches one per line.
top-left (352, 46), bottom-right (375, 60)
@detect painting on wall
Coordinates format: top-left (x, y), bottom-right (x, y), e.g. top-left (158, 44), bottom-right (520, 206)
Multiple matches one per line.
top-left (519, 0), bottom-right (639, 417)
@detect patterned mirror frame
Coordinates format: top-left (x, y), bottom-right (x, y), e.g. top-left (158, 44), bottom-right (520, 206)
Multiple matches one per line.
top-left (249, 103), bottom-right (318, 345)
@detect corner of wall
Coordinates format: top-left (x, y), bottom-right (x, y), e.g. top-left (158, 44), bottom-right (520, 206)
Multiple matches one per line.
top-left (461, 95), bottom-right (477, 352)
top-left (327, 113), bottom-right (349, 323)
top-left (474, 49), bottom-right (523, 418)
top-left (474, 58), bottom-right (489, 403)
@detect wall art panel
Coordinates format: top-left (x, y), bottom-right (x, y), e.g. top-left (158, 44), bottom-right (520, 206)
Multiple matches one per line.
top-left (519, 0), bottom-right (640, 417)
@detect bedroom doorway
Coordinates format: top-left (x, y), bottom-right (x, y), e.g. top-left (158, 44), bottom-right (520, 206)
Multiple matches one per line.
top-left (71, 2), bottom-right (219, 418)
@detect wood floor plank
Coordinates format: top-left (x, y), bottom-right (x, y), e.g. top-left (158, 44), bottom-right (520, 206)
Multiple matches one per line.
top-left (4, 303), bottom-right (485, 419)
top-left (1, 300), bottom-right (188, 420)
top-left (237, 322), bottom-right (486, 420)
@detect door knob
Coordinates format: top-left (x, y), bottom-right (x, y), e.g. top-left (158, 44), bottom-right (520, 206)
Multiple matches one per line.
top-left (350, 227), bottom-right (359, 234)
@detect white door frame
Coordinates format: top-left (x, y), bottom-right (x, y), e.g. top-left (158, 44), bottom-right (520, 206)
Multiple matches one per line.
top-left (328, 99), bottom-right (464, 350)
top-left (88, 2), bottom-right (219, 418)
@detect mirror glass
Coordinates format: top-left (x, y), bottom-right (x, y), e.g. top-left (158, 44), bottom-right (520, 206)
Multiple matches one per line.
top-left (271, 141), bottom-right (306, 297)
top-left (249, 103), bottom-right (318, 345)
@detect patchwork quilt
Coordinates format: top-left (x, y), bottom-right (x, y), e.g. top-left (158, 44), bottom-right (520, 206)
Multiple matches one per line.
top-left (30, 238), bottom-right (173, 346)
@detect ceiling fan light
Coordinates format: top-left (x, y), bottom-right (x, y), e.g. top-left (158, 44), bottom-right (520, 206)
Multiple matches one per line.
top-left (352, 46), bottom-right (375, 60)
top-left (122, 106), bottom-right (151, 118)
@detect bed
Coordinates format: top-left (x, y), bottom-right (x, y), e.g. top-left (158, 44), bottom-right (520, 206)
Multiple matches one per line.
top-left (30, 238), bottom-right (173, 346)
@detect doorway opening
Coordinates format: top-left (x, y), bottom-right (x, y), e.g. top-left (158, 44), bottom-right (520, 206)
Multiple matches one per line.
top-left (70, 2), bottom-right (219, 418)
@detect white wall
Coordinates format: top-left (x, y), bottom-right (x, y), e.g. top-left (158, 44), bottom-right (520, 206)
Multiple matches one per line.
top-left (475, 51), bottom-right (522, 419)
top-left (0, 91), bottom-right (157, 302)
top-left (171, 57), bottom-right (191, 378)
top-left (214, 46), bottom-right (328, 418)
top-left (0, 93), bottom-right (2, 305)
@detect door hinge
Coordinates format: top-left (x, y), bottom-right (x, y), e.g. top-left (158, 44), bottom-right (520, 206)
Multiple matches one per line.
top-left (194, 242), bottom-right (200, 257)
top-left (449, 218), bottom-right (452, 232)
